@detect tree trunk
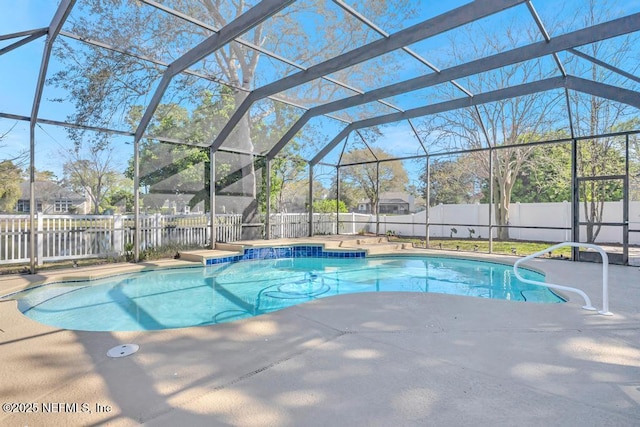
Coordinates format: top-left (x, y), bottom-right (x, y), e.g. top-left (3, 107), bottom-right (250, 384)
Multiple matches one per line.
top-left (493, 177), bottom-right (510, 240)
top-left (233, 91), bottom-right (259, 240)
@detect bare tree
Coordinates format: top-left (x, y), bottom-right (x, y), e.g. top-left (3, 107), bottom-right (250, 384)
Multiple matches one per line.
top-left (341, 148), bottom-right (408, 215)
top-left (418, 20), bottom-right (565, 240)
top-left (62, 140), bottom-right (121, 214)
top-left (566, 0), bottom-right (639, 242)
top-left (0, 122), bottom-right (28, 212)
top-left (0, 122), bottom-right (28, 166)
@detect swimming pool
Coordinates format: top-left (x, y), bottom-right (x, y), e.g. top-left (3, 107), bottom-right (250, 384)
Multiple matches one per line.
top-left (14, 256), bottom-right (562, 331)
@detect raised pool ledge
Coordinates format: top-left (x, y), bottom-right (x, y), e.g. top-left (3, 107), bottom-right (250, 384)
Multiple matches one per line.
top-left (180, 244), bottom-right (367, 266)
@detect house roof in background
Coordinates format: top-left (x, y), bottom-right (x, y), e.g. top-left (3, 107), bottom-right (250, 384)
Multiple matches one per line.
top-left (18, 181), bottom-right (85, 201)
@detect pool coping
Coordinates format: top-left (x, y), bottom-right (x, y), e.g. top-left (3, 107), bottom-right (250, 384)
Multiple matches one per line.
top-left (0, 240), bottom-right (548, 300)
top-left (1, 237), bottom-right (639, 425)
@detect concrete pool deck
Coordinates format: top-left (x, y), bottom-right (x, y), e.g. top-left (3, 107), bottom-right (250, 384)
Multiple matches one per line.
top-left (1, 239), bottom-right (639, 426)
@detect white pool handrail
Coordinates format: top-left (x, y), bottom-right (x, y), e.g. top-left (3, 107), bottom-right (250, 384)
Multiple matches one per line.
top-left (513, 242), bottom-right (612, 316)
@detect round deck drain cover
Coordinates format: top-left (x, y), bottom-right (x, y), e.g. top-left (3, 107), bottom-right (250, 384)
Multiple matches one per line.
top-left (107, 344), bottom-right (139, 358)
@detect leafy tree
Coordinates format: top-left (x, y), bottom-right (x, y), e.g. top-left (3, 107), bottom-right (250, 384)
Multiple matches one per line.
top-left (576, 137), bottom-right (627, 241)
top-left (62, 140), bottom-right (121, 214)
top-left (49, 0), bottom-right (416, 226)
top-left (34, 170), bottom-right (58, 182)
top-left (103, 177), bottom-right (135, 213)
top-left (268, 143), bottom-right (307, 213)
top-left (564, 0), bottom-right (639, 241)
top-left (0, 122), bottom-right (28, 168)
top-left (0, 160), bottom-right (23, 212)
top-left (509, 142), bottom-right (572, 203)
top-left (328, 174), bottom-right (363, 212)
top-left (125, 92), bottom-right (236, 212)
top-left (313, 199), bottom-right (347, 213)
top-left (424, 156), bottom-right (483, 206)
top-left (341, 148), bottom-right (408, 215)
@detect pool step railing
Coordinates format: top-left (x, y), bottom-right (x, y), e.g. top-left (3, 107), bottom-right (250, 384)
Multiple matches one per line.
top-left (513, 242), bottom-right (612, 316)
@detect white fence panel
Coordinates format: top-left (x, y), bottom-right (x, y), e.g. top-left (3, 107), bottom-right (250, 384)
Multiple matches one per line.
top-left (39, 215), bottom-right (115, 263)
top-left (269, 213), bottom-right (310, 238)
top-left (0, 215), bottom-right (31, 264)
top-left (1, 202), bottom-right (639, 265)
top-left (214, 214), bottom-right (242, 242)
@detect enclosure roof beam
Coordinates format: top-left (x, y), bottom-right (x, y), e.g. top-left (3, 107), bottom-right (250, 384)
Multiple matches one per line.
top-left (355, 130), bottom-right (378, 161)
top-left (59, 30), bottom-right (349, 124)
top-left (267, 13), bottom-right (640, 161)
top-left (266, 112), bottom-right (313, 160)
top-left (0, 112), bottom-right (255, 156)
top-left (564, 87), bottom-right (576, 139)
top-left (525, 0), bottom-right (566, 77)
top-left (211, 0), bottom-right (527, 151)
top-left (0, 27), bottom-right (48, 41)
top-left (337, 134), bottom-right (349, 165)
top-left (133, 0), bottom-right (294, 143)
top-left (311, 75), bottom-right (640, 165)
top-left (565, 76), bottom-right (640, 110)
top-left (567, 48), bottom-right (640, 85)
top-left (311, 76), bottom-right (566, 165)
top-left (314, 125), bottom-right (356, 167)
top-left (310, 13), bottom-right (640, 115)
top-left (141, 0), bottom-right (399, 115)
top-left (168, 0), bottom-right (294, 77)
top-left (0, 29), bottom-right (47, 56)
top-left (30, 0), bottom-right (75, 128)
top-left (332, 0), bottom-right (475, 100)
top-left (407, 119), bottom-right (428, 155)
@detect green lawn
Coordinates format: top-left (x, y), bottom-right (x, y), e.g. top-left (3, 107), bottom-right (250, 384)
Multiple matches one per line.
top-left (391, 237), bottom-right (574, 258)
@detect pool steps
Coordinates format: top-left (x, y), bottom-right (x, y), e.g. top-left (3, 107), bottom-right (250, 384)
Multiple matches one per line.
top-left (179, 237), bottom-right (412, 265)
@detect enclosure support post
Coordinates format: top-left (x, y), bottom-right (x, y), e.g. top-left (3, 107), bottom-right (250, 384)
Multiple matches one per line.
top-left (133, 136), bottom-right (140, 262)
top-left (336, 166), bottom-right (341, 236)
top-left (29, 121), bottom-right (36, 273)
top-left (209, 149), bottom-right (216, 248)
top-left (265, 158), bottom-right (271, 240)
top-left (425, 155), bottom-right (430, 248)
top-left (488, 148), bottom-right (493, 254)
top-left (571, 137), bottom-right (578, 261)
top-left (28, 0), bottom-right (76, 273)
top-left (376, 161), bottom-right (380, 236)
top-left (623, 134), bottom-right (629, 265)
top-left (308, 163), bottom-right (314, 237)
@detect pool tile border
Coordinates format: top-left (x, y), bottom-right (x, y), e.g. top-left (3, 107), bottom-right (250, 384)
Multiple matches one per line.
top-left (206, 245), bottom-right (366, 266)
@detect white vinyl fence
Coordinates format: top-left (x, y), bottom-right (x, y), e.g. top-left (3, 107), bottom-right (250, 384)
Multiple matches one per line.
top-left (349, 201), bottom-right (640, 245)
top-left (269, 213), bottom-right (339, 238)
top-left (2, 201), bottom-right (639, 265)
top-left (0, 213), bottom-right (243, 265)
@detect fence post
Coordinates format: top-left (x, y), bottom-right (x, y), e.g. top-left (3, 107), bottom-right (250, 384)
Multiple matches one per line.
top-left (412, 213), bottom-right (415, 237)
top-left (155, 212), bottom-right (162, 248)
top-left (350, 212), bottom-right (354, 234)
top-left (36, 214), bottom-right (43, 266)
top-left (113, 215), bottom-right (124, 255)
top-left (563, 200), bottom-right (571, 241)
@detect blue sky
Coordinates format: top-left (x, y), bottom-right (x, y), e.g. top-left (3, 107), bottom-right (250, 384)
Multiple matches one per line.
top-left (1, 0), bottom-right (639, 181)
top-left (1, 1), bottom-right (71, 177)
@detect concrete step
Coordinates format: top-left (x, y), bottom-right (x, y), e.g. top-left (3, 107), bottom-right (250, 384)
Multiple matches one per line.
top-left (339, 237), bottom-right (389, 247)
top-left (356, 242), bottom-right (409, 255)
top-left (179, 247), bottom-right (243, 264)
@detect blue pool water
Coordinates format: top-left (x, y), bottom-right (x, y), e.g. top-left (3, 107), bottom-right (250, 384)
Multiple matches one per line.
top-left (15, 256), bottom-right (562, 331)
